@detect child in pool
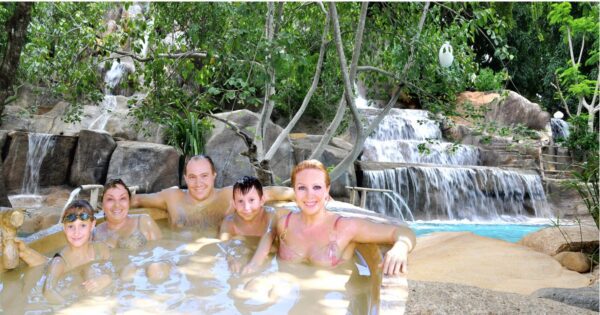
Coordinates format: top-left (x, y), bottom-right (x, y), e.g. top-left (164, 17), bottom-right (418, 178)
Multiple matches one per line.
top-left (219, 176), bottom-right (281, 273)
top-left (16, 199), bottom-right (112, 304)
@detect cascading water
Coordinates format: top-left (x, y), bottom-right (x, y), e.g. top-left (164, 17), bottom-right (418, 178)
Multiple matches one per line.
top-left (88, 94), bottom-right (117, 131)
top-left (22, 133), bottom-right (55, 195)
top-left (550, 118), bottom-right (569, 142)
top-left (363, 166), bottom-right (550, 221)
top-left (359, 108), bottom-right (551, 221)
top-left (361, 108), bottom-right (480, 165)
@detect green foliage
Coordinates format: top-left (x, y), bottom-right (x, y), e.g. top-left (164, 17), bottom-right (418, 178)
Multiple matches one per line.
top-left (18, 2), bottom-right (114, 122)
top-left (563, 114), bottom-right (599, 161)
top-left (547, 2), bottom-right (599, 117)
top-left (163, 105), bottom-right (213, 158)
top-left (473, 68), bottom-right (507, 91)
top-left (568, 154), bottom-right (599, 229)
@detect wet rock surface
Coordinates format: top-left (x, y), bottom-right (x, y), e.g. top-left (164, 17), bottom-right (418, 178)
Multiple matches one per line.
top-left (205, 110), bottom-right (293, 187)
top-left (3, 131), bottom-right (78, 191)
top-left (69, 129), bottom-right (117, 186)
top-left (107, 141), bottom-right (180, 193)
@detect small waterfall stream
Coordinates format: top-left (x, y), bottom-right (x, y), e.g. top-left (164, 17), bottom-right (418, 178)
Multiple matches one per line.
top-left (360, 108), bottom-right (551, 221)
top-left (22, 133), bottom-right (55, 195)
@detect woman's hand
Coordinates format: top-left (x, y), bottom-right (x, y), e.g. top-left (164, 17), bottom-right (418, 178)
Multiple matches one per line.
top-left (380, 241), bottom-right (409, 276)
top-left (82, 274), bottom-right (112, 293)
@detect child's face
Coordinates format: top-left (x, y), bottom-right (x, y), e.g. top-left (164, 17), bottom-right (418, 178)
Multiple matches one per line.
top-left (233, 187), bottom-right (265, 222)
top-left (63, 217), bottom-right (95, 248)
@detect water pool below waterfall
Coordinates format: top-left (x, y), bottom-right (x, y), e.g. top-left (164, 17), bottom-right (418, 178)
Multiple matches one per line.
top-left (410, 221), bottom-right (550, 243)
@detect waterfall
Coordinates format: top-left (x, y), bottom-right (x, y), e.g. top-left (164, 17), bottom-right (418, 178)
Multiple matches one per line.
top-left (104, 60), bottom-right (130, 90)
top-left (22, 133), bottom-right (55, 195)
top-left (358, 107), bottom-right (552, 221)
top-left (550, 118), bottom-right (570, 142)
top-left (89, 95), bottom-right (117, 131)
top-left (362, 139), bottom-right (480, 165)
top-left (360, 108), bottom-right (479, 165)
top-left (363, 166), bottom-right (551, 221)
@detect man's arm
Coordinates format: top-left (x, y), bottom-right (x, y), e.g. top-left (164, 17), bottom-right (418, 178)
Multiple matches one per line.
top-left (262, 186), bottom-right (294, 202)
top-left (130, 190), bottom-right (170, 210)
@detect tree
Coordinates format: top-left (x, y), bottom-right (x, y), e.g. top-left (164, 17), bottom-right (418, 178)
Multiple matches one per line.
top-left (2, 2), bottom-right (509, 185)
top-left (0, 3), bottom-right (32, 113)
top-left (548, 2), bottom-right (599, 131)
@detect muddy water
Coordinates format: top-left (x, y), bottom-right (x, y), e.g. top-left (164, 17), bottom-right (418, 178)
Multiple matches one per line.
top-left (1, 223), bottom-right (376, 314)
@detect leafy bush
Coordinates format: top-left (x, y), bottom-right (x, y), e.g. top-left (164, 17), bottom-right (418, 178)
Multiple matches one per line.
top-left (563, 114), bottom-right (599, 161)
top-left (473, 68), bottom-right (507, 91)
top-left (164, 106), bottom-right (214, 158)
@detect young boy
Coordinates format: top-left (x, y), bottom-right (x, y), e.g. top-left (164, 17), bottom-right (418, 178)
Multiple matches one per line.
top-left (219, 176), bottom-right (273, 240)
top-left (219, 176), bottom-right (283, 274)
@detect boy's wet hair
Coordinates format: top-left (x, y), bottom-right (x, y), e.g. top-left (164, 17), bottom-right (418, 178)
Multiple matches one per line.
top-left (233, 176), bottom-right (264, 198)
top-left (62, 199), bottom-right (96, 222)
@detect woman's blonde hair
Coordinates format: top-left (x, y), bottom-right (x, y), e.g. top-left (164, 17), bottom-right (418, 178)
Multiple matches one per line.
top-left (291, 159), bottom-right (330, 188)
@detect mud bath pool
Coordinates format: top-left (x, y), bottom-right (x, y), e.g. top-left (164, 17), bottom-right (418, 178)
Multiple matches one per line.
top-left (2, 219), bottom-right (387, 315)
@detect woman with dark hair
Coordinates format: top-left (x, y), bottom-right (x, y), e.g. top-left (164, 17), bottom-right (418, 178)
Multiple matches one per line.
top-left (93, 178), bottom-right (170, 282)
top-left (93, 178), bottom-right (161, 249)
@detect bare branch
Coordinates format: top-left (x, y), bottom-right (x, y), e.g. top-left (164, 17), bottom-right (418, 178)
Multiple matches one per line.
top-left (311, 2), bottom-right (368, 160)
top-left (590, 64), bottom-right (600, 107)
top-left (255, 2), bottom-right (277, 160)
top-left (357, 65), bottom-right (401, 81)
top-left (567, 27), bottom-right (576, 67)
top-left (551, 79), bottom-right (572, 117)
top-left (349, 2), bottom-right (369, 83)
top-left (577, 34), bottom-right (585, 65)
top-left (98, 44), bottom-right (207, 62)
top-left (264, 10), bottom-right (330, 161)
top-left (400, 2), bottom-right (430, 77)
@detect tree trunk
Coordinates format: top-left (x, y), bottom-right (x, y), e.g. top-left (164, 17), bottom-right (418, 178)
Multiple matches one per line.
top-left (327, 2), bottom-right (430, 182)
top-left (0, 3), bottom-right (33, 115)
top-left (264, 10), bottom-right (330, 161)
top-left (311, 2), bottom-right (369, 160)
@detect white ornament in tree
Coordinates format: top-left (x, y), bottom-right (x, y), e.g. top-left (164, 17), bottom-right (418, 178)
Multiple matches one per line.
top-left (439, 42), bottom-right (454, 68)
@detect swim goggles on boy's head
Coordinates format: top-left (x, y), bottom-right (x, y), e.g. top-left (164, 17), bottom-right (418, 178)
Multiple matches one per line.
top-left (62, 212), bottom-right (92, 223)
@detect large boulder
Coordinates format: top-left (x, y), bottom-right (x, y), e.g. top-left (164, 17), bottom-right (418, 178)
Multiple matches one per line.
top-left (455, 90), bottom-right (551, 130)
top-left (69, 129), bottom-right (117, 186)
top-left (3, 131), bottom-right (78, 192)
top-left (518, 225), bottom-right (599, 256)
top-left (1, 95), bottom-right (165, 144)
top-left (288, 133), bottom-right (356, 198)
top-left (531, 286), bottom-right (599, 312)
top-left (107, 141), bottom-right (180, 193)
top-left (544, 179), bottom-right (589, 218)
top-left (204, 110), bottom-right (294, 187)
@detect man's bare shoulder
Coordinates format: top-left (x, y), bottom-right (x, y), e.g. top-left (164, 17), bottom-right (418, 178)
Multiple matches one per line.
top-left (156, 186), bottom-right (187, 198)
top-left (215, 186), bottom-right (233, 196)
